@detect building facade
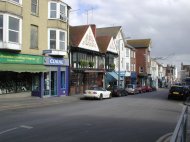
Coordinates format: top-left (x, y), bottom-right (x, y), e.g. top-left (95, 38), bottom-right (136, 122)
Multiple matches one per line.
top-left (127, 39), bottom-right (152, 86)
top-left (0, 0), bottom-right (70, 97)
top-left (69, 25), bottom-right (105, 95)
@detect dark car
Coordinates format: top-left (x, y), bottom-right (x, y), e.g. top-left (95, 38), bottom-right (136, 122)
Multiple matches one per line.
top-left (168, 85), bottom-right (189, 100)
top-left (107, 85), bottom-right (128, 97)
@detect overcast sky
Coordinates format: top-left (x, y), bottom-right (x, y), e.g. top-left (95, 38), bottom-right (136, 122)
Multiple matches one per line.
top-left (65, 0), bottom-right (190, 70)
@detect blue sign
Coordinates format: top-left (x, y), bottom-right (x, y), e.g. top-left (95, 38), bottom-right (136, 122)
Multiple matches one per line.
top-left (44, 57), bottom-right (69, 66)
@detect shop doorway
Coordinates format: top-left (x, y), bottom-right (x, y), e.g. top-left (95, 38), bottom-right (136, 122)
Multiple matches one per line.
top-left (51, 71), bottom-right (57, 96)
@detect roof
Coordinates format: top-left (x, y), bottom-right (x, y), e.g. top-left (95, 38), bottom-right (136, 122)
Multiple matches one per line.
top-left (96, 36), bottom-right (112, 53)
top-left (69, 25), bottom-right (89, 47)
top-left (96, 26), bottom-right (122, 38)
top-left (125, 42), bottom-right (135, 50)
top-left (127, 39), bottom-right (151, 48)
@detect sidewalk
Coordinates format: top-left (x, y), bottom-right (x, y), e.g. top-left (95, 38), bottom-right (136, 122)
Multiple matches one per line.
top-left (0, 92), bottom-right (82, 111)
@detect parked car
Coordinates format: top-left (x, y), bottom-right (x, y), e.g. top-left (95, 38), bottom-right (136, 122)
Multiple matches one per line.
top-left (168, 85), bottom-right (189, 100)
top-left (141, 85), bottom-right (152, 92)
top-left (136, 85), bottom-right (143, 93)
top-left (84, 86), bottom-right (111, 100)
top-left (107, 85), bottom-right (128, 97)
top-left (151, 86), bottom-right (157, 91)
top-left (125, 84), bottom-right (139, 94)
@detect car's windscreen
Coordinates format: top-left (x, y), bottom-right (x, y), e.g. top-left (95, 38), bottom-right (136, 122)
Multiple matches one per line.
top-left (89, 87), bottom-right (101, 91)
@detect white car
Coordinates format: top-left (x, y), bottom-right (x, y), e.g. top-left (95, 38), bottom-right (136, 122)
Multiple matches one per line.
top-left (84, 87), bottom-right (111, 100)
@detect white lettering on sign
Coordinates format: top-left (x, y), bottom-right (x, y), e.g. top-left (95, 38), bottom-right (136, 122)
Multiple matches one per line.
top-left (49, 59), bottom-right (64, 65)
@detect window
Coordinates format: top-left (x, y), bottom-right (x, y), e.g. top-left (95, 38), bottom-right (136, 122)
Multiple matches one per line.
top-left (10, 0), bottom-right (22, 4)
top-left (9, 16), bottom-right (19, 43)
top-left (50, 30), bottom-right (56, 49)
top-left (49, 1), bottom-right (67, 21)
top-left (30, 25), bottom-right (38, 49)
top-left (61, 71), bottom-right (66, 88)
top-left (50, 2), bottom-right (57, 18)
top-left (139, 67), bottom-right (144, 73)
top-left (126, 63), bottom-right (129, 71)
top-left (31, 0), bottom-right (38, 15)
top-left (126, 48), bottom-right (129, 57)
top-left (59, 31), bottom-right (65, 50)
top-left (48, 29), bottom-right (67, 50)
top-left (0, 15), bottom-right (3, 41)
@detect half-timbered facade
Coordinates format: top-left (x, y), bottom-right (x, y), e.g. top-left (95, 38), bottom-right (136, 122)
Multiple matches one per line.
top-left (69, 25), bottom-right (105, 95)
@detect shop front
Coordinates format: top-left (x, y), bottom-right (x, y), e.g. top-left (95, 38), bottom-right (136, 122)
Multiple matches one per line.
top-left (70, 69), bottom-right (104, 95)
top-left (42, 57), bottom-right (69, 97)
top-left (0, 51), bottom-right (46, 95)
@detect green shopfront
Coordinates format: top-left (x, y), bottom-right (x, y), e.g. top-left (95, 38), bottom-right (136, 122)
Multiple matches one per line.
top-left (0, 51), bottom-right (47, 95)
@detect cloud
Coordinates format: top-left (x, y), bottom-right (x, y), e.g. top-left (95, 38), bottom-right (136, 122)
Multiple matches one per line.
top-left (65, 0), bottom-right (190, 70)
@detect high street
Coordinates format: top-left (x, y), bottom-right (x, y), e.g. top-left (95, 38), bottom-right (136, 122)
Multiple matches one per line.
top-left (0, 89), bottom-right (189, 142)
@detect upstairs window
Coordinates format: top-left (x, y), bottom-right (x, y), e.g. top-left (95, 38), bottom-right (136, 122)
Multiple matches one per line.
top-left (48, 29), bottom-right (67, 51)
top-left (48, 1), bottom-right (67, 21)
top-left (0, 15), bottom-right (3, 41)
top-left (10, 0), bottom-right (22, 4)
top-left (31, 0), bottom-right (38, 15)
top-left (9, 16), bottom-right (20, 43)
top-left (30, 25), bottom-right (38, 49)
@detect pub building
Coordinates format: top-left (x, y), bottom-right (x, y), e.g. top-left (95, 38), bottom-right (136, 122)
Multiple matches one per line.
top-left (69, 25), bottom-right (105, 95)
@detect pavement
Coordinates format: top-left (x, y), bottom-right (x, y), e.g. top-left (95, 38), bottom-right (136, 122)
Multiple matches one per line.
top-left (0, 91), bottom-right (190, 142)
top-left (0, 92), bottom-right (83, 111)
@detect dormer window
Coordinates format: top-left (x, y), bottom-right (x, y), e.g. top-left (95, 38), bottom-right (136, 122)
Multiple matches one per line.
top-left (48, 1), bottom-right (67, 21)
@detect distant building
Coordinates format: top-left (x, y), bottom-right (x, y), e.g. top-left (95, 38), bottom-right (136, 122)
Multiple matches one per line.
top-left (127, 39), bottom-right (152, 86)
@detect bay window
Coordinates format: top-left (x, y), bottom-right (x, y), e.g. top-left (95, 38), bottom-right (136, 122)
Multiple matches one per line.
top-left (48, 1), bottom-right (67, 21)
top-left (0, 13), bottom-right (22, 50)
top-left (48, 29), bottom-right (67, 51)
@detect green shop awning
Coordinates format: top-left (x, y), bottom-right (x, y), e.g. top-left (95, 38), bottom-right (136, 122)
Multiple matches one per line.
top-left (0, 64), bottom-right (48, 73)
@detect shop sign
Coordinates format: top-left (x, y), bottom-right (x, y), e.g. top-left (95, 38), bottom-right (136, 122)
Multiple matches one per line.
top-left (44, 57), bottom-right (69, 66)
top-left (0, 52), bottom-right (43, 64)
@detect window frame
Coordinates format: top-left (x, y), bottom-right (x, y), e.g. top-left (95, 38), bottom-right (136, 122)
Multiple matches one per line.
top-left (31, 0), bottom-right (39, 15)
top-left (8, 16), bottom-right (20, 43)
top-left (9, 0), bottom-right (22, 5)
top-left (48, 1), bottom-right (67, 21)
top-left (48, 28), bottom-right (67, 51)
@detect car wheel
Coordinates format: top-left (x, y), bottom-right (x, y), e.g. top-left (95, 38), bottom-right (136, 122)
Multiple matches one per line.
top-left (99, 94), bottom-right (103, 100)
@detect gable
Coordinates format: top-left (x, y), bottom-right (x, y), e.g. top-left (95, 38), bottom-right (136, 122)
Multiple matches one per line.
top-left (107, 38), bottom-right (118, 54)
top-left (78, 27), bottom-right (99, 52)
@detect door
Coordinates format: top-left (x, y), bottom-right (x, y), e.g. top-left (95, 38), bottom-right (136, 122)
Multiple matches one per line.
top-left (51, 71), bottom-right (57, 96)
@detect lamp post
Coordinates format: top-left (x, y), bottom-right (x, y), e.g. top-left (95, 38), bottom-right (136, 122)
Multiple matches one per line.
top-left (117, 39), bottom-right (122, 88)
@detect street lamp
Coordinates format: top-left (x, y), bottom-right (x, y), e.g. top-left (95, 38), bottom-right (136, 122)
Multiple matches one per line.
top-left (117, 39), bottom-right (122, 88)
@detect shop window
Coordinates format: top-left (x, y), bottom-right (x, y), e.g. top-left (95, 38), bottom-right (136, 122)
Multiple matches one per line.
top-left (44, 72), bottom-right (50, 91)
top-left (30, 25), bottom-right (38, 49)
top-left (32, 75), bottom-right (40, 91)
top-left (61, 71), bottom-right (65, 88)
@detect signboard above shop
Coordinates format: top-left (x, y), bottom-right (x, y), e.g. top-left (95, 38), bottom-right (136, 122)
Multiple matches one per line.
top-left (44, 57), bottom-right (69, 66)
top-left (0, 52), bottom-right (43, 64)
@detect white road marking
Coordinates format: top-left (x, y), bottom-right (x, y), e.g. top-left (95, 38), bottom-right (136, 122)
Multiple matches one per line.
top-left (0, 127), bottom-right (18, 135)
top-left (20, 125), bottom-right (33, 129)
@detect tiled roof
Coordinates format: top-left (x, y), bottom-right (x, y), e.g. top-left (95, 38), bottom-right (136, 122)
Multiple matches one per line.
top-left (127, 39), bottom-right (151, 48)
top-left (69, 25), bottom-right (89, 47)
top-left (96, 36), bottom-right (112, 53)
top-left (96, 26), bottom-right (121, 38)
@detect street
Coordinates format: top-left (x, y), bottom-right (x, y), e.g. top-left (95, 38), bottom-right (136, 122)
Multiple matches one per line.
top-left (0, 89), bottom-right (188, 142)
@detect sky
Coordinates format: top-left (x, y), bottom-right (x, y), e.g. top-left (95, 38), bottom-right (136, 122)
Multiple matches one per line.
top-left (65, 0), bottom-right (190, 70)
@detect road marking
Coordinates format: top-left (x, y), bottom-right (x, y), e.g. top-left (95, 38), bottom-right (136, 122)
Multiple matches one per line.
top-left (20, 125), bottom-right (33, 129)
top-left (0, 127), bottom-right (18, 135)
